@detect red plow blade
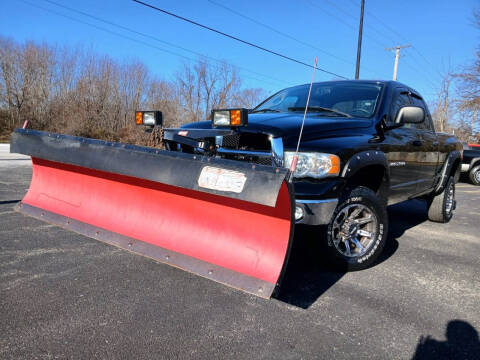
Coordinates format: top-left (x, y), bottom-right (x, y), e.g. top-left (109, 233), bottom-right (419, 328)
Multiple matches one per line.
top-left (11, 129), bottom-right (294, 298)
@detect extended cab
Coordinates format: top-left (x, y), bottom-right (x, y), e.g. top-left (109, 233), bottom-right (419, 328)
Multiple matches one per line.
top-left (159, 80), bottom-right (463, 270)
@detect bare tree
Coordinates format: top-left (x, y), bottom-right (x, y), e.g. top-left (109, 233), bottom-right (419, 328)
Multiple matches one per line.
top-left (431, 71), bottom-right (453, 133)
top-left (0, 38), bottom-right (267, 144)
top-left (0, 38), bottom-right (56, 130)
top-left (455, 8), bottom-right (480, 137)
top-left (175, 59), bottom-right (244, 122)
top-left (233, 88), bottom-right (267, 109)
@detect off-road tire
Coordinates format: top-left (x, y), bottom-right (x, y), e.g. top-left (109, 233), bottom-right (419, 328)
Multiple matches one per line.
top-left (326, 186), bottom-right (388, 271)
top-left (427, 176), bottom-right (455, 223)
top-left (469, 165), bottom-right (480, 186)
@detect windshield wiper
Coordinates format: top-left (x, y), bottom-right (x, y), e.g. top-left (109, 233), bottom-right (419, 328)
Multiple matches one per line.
top-left (288, 106), bottom-right (352, 118)
top-left (250, 108), bottom-right (281, 113)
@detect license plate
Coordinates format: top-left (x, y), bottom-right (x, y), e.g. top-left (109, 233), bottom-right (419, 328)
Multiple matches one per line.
top-left (198, 166), bottom-right (247, 193)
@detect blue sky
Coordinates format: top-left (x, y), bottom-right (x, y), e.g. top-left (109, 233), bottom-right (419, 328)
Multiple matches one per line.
top-left (1, 0), bottom-right (478, 104)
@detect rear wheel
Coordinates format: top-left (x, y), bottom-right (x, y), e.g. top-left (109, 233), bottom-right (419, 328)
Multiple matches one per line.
top-left (427, 176), bottom-right (455, 223)
top-left (326, 186), bottom-right (388, 271)
top-left (469, 165), bottom-right (480, 186)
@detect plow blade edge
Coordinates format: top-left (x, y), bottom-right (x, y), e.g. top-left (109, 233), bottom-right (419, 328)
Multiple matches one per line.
top-left (11, 129), bottom-right (294, 298)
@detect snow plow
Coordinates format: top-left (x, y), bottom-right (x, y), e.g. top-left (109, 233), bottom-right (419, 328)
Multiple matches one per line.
top-left (10, 127), bottom-right (295, 298)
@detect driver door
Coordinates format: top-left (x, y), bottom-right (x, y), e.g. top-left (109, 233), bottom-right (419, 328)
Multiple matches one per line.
top-left (383, 88), bottom-right (424, 204)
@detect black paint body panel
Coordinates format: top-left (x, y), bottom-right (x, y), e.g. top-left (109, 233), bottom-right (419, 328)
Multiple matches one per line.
top-left (173, 80), bottom-right (462, 204)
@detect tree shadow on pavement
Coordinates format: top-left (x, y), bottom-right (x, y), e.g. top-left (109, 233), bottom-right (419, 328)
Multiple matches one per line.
top-left (276, 198), bottom-right (430, 309)
top-left (411, 320), bottom-right (480, 359)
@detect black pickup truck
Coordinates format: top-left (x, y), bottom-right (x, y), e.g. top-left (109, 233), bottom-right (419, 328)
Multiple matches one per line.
top-left (461, 143), bottom-right (480, 185)
top-left (161, 80), bottom-right (463, 270)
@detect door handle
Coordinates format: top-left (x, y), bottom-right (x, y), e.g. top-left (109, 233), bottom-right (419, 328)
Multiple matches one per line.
top-left (412, 140), bottom-right (423, 146)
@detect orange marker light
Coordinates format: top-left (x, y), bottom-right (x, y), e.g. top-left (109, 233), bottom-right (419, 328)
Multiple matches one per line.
top-left (328, 154), bottom-right (340, 175)
top-left (230, 110), bottom-right (241, 126)
top-left (135, 112), bottom-right (143, 125)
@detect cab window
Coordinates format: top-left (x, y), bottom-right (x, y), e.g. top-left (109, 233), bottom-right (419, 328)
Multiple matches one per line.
top-left (390, 89), bottom-right (411, 124)
top-left (410, 95), bottom-right (433, 131)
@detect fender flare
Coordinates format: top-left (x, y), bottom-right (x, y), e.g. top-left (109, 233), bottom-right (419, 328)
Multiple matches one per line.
top-left (435, 150), bottom-right (461, 194)
top-left (340, 150), bottom-right (390, 203)
top-left (469, 157), bottom-right (480, 169)
top-left (341, 150), bottom-right (390, 179)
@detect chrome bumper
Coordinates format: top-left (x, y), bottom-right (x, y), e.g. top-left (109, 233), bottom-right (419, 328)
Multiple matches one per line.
top-left (295, 198), bottom-right (338, 225)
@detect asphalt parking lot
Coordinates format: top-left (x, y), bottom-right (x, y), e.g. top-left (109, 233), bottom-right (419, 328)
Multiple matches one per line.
top-left (1, 144), bottom-right (479, 359)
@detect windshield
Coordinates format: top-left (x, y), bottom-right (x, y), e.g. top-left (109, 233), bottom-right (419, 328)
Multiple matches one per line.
top-left (253, 82), bottom-right (384, 118)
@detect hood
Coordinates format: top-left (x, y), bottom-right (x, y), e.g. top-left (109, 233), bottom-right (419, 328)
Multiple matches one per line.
top-left (183, 113), bottom-right (373, 140)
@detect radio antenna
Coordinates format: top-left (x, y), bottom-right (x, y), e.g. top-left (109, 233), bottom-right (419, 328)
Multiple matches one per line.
top-left (289, 57), bottom-right (318, 181)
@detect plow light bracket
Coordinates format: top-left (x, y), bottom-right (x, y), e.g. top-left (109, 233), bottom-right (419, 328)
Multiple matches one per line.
top-left (136, 110), bottom-right (163, 127)
top-left (212, 108), bottom-right (248, 127)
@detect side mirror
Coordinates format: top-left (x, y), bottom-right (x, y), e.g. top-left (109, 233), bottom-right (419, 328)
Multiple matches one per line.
top-left (395, 106), bottom-right (424, 124)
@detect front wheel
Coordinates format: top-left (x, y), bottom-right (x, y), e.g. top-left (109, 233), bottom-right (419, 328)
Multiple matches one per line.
top-left (469, 165), bottom-right (480, 186)
top-left (326, 186), bottom-right (388, 271)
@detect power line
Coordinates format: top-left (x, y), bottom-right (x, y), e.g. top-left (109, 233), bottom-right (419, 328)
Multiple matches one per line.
top-left (397, 56), bottom-right (440, 91)
top-left (321, 0), bottom-right (443, 85)
top-left (26, 0), bottom-right (291, 88)
top-left (207, 0), bottom-right (382, 79)
top-left (348, 0), bottom-right (444, 80)
top-left (410, 46), bottom-right (445, 79)
top-left (208, 1), bottom-right (350, 65)
top-left (324, 0), bottom-right (358, 19)
top-left (303, 0), bottom-right (391, 51)
top-left (305, 0), bottom-right (357, 32)
top-left (324, 0), bottom-right (395, 45)
top-left (369, 13), bottom-right (444, 80)
top-left (132, 0), bottom-right (348, 79)
top-left (353, 1), bottom-right (409, 44)
top-left (315, 0), bottom-right (407, 53)
top-left (400, 55), bottom-right (441, 90)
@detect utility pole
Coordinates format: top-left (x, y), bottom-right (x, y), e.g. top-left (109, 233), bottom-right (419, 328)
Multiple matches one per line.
top-left (355, 0), bottom-right (365, 80)
top-left (385, 44), bottom-right (411, 80)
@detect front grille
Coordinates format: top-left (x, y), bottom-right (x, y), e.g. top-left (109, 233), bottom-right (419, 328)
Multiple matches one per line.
top-left (222, 134), bottom-right (240, 148)
top-left (218, 133), bottom-right (273, 165)
top-left (221, 133), bottom-right (270, 151)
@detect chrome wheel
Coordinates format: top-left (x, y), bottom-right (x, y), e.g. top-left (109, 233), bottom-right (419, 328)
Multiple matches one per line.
top-left (445, 181), bottom-right (455, 216)
top-left (475, 170), bottom-right (480, 183)
top-left (331, 204), bottom-right (378, 258)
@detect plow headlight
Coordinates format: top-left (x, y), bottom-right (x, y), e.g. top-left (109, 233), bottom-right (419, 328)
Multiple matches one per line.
top-left (135, 111), bottom-right (163, 126)
top-left (212, 109), bottom-right (248, 127)
top-left (284, 152), bottom-right (340, 178)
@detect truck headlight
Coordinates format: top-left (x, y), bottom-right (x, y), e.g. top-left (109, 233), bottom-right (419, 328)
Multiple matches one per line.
top-left (284, 152), bottom-right (340, 178)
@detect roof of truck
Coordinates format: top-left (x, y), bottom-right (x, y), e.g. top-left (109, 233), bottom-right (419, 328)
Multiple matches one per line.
top-left (290, 80), bottom-right (422, 98)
